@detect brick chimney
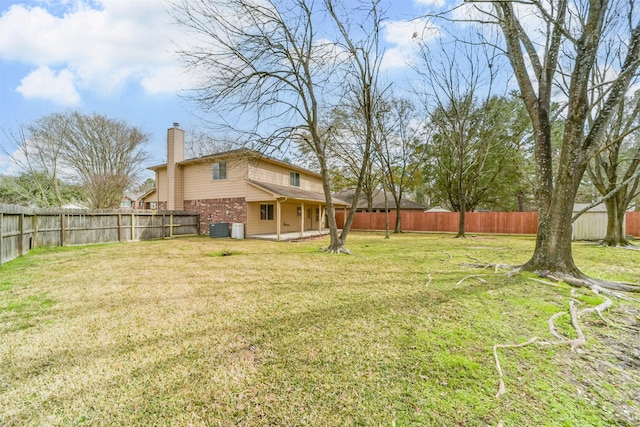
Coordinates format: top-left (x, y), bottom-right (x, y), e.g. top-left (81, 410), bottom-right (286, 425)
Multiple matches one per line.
top-left (167, 123), bottom-right (184, 210)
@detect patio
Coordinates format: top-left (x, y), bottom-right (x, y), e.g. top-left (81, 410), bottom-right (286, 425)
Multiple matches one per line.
top-left (248, 229), bottom-right (332, 241)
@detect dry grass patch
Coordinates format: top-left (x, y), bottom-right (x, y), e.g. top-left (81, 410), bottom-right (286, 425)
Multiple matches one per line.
top-left (0, 233), bottom-right (638, 426)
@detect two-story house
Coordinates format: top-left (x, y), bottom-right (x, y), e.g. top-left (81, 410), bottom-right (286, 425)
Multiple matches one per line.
top-left (141, 124), bottom-right (347, 240)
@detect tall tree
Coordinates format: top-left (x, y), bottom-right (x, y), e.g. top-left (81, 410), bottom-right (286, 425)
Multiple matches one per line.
top-left (4, 112), bottom-right (147, 209)
top-left (376, 97), bottom-right (429, 233)
top-left (418, 38), bottom-right (523, 237)
top-left (61, 113), bottom-right (149, 209)
top-left (173, 0), bottom-right (348, 251)
top-left (473, 0), bottom-right (640, 276)
top-left (586, 92), bottom-right (640, 246)
top-left (3, 114), bottom-right (70, 207)
top-left (326, 0), bottom-right (385, 244)
top-left (173, 0), bottom-right (385, 252)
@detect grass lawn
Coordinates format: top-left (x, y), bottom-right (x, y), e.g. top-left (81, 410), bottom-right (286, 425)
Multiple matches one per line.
top-left (0, 232), bottom-right (638, 426)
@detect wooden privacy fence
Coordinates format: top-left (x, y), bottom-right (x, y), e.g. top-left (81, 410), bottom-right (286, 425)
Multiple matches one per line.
top-left (627, 211), bottom-right (640, 236)
top-left (337, 210), bottom-right (640, 237)
top-left (336, 211), bottom-right (539, 234)
top-left (0, 203), bottom-right (200, 265)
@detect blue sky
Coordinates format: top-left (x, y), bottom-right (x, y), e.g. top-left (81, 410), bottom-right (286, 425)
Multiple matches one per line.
top-left (0, 0), bottom-right (449, 177)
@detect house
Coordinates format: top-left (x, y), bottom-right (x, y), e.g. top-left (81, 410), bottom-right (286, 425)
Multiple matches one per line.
top-left (333, 188), bottom-right (425, 213)
top-left (140, 124), bottom-right (348, 240)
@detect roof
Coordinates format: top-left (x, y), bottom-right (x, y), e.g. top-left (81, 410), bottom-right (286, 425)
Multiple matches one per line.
top-left (247, 180), bottom-right (349, 206)
top-left (148, 148), bottom-right (322, 178)
top-left (425, 206), bottom-right (451, 212)
top-left (332, 188), bottom-right (425, 210)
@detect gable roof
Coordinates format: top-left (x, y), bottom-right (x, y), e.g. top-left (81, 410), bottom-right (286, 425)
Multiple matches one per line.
top-left (247, 180), bottom-right (349, 206)
top-left (333, 188), bottom-right (424, 210)
top-left (148, 148), bottom-right (321, 178)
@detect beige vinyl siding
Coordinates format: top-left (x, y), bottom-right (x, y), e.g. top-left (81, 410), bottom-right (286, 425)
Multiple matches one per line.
top-left (246, 184), bottom-right (277, 202)
top-left (248, 160), bottom-right (323, 193)
top-left (247, 202), bottom-right (276, 235)
top-left (246, 201), bottom-right (320, 235)
top-left (156, 169), bottom-right (168, 202)
top-left (182, 158), bottom-right (249, 200)
top-left (280, 202), bottom-right (302, 232)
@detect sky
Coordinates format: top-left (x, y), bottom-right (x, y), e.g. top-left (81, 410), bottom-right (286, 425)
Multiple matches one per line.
top-left (0, 0), bottom-right (452, 177)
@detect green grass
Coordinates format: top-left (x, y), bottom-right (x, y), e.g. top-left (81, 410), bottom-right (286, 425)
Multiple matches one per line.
top-left (0, 233), bottom-right (638, 426)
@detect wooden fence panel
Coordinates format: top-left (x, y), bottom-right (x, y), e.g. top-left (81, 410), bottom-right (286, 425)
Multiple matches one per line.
top-left (0, 203), bottom-right (199, 266)
top-left (626, 212), bottom-right (640, 237)
top-left (336, 211), bottom-right (538, 234)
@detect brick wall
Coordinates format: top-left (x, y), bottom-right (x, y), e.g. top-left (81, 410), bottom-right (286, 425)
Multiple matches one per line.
top-left (184, 198), bottom-right (247, 235)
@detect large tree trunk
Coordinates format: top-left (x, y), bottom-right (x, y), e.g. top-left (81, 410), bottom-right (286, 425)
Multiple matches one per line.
top-left (524, 160), bottom-right (585, 275)
top-left (602, 196), bottom-right (629, 246)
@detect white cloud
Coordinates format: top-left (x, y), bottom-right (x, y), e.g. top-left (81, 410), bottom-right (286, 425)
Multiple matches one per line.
top-left (414, 0), bottom-right (446, 8)
top-left (381, 18), bottom-right (441, 70)
top-left (0, 0), bottom-right (192, 102)
top-left (17, 66), bottom-right (81, 105)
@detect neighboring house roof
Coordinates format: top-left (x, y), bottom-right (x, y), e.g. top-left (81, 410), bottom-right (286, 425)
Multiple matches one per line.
top-left (148, 148), bottom-right (322, 178)
top-left (333, 188), bottom-right (425, 210)
top-left (425, 206), bottom-right (451, 212)
top-left (247, 180), bottom-right (349, 206)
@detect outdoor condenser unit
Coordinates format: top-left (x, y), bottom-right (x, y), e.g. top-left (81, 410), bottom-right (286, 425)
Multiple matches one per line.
top-left (209, 222), bottom-right (230, 238)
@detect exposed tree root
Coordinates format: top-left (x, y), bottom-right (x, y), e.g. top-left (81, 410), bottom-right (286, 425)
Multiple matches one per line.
top-left (493, 337), bottom-right (539, 398)
top-left (456, 274), bottom-right (490, 286)
top-left (539, 272), bottom-right (640, 302)
top-left (322, 246), bottom-right (352, 254)
top-left (493, 293), bottom-right (616, 398)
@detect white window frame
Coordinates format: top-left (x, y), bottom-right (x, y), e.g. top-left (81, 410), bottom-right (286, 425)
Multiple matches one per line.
top-left (211, 162), bottom-right (227, 180)
top-left (289, 171), bottom-right (300, 187)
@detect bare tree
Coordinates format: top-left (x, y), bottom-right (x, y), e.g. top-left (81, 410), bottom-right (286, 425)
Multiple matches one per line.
top-left (2, 114), bottom-right (71, 207)
top-left (3, 113), bottom-right (148, 209)
top-left (326, 0), bottom-right (386, 244)
top-left (172, 0), bottom-right (386, 252)
top-left (376, 97), bottom-right (429, 233)
top-left (418, 37), bottom-right (517, 237)
top-left (459, 0), bottom-right (640, 279)
top-left (172, 0), bottom-right (350, 251)
top-left (61, 112), bottom-right (149, 209)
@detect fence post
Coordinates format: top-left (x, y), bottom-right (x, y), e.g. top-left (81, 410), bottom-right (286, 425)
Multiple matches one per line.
top-left (118, 214), bottom-right (123, 242)
top-left (170, 214), bottom-right (174, 238)
top-left (0, 212), bottom-right (4, 265)
top-left (18, 214), bottom-right (24, 256)
top-left (32, 213), bottom-right (38, 248)
top-left (131, 213), bottom-right (136, 241)
top-left (60, 213), bottom-right (66, 247)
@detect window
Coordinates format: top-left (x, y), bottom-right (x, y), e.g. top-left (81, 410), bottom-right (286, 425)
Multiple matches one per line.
top-left (211, 162), bottom-right (227, 180)
top-left (260, 204), bottom-right (274, 220)
top-left (150, 201), bottom-right (157, 210)
top-left (290, 171), bottom-right (300, 187)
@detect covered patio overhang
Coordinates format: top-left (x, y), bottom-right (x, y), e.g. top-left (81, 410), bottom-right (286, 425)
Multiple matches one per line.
top-left (246, 180), bottom-right (348, 241)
